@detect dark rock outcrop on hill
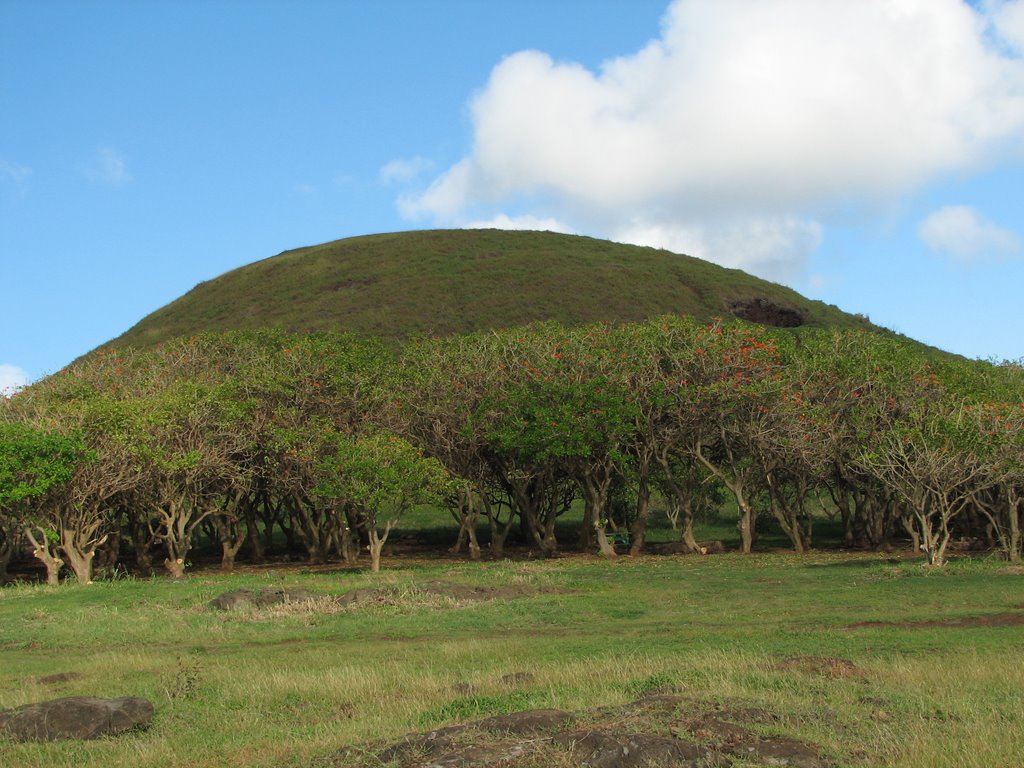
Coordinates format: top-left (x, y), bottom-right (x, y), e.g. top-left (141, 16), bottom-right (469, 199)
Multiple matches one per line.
top-left (726, 297), bottom-right (805, 327)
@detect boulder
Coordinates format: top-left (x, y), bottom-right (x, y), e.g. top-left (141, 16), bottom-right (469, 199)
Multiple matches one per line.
top-left (208, 586), bottom-right (317, 611)
top-left (553, 730), bottom-right (724, 768)
top-left (0, 696), bottom-right (153, 741)
top-left (477, 708), bottom-right (574, 735)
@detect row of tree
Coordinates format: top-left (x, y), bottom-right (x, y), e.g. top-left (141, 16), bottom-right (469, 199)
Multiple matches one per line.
top-left (1, 317), bottom-right (1022, 583)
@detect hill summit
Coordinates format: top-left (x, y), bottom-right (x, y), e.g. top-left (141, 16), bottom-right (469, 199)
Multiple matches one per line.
top-left (105, 229), bottom-right (869, 349)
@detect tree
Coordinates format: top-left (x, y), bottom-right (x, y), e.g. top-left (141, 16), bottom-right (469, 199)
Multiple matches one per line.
top-left (680, 321), bottom-right (790, 553)
top-left (797, 329), bottom-right (926, 550)
top-left (393, 333), bottom-right (503, 559)
top-left (129, 381), bottom-right (251, 578)
top-left (463, 324), bottom-right (638, 557)
top-left (0, 422), bottom-right (89, 584)
top-left (858, 397), bottom-right (993, 567)
top-left (317, 431), bottom-right (449, 572)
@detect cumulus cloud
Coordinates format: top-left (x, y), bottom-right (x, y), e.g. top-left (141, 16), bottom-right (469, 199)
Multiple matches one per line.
top-left (399, 0), bottom-right (1024, 280)
top-left (379, 156), bottom-right (435, 186)
top-left (0, 159), bottom-right (32, 185)
top-left (612, 216), bottom-right (824, 282)
top-left (465, 213), bottom-right (575, 234)
top-left (84, 147), bottom-right (133, 186)
top-left (991, 0), bottom-right (1024, 53)
top-left (919, 205), bottom-right (1020, 261)
top-left (0, 364), bottom-right (29, 397)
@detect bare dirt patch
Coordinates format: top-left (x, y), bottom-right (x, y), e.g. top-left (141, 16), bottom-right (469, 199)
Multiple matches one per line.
top-left (33, 672), bottom-right (84, 686)
top-left (775, 656), bottom-right (867, 679)
top-left (208, 581), bottom-right (563, 624)
top-left (849, 612), bottom-right (1024, 630)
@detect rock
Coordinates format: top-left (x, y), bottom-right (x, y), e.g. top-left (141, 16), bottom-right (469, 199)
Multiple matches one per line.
top-left (0, 696), bottom-right (153, 741)
top-left (370, 700), bottom-right (835, 768)
top-left (209, 587), bottom-right (317, 610)
top-left (727, 297), bottom-right (805, 328)
top-left (646, 542), bottom-right (700, 555)
top-left (500, 672), bottom-right (536, 686)
top-left (683, 714), bottom-right (831, 768)
top-left (477, 708), bottom-right (575, 734)
top-left (724, 735), bottom-right (828, 768)
top-left (377, 724), bottom-right (470, 763)
top-left (209, 588), bottom-right (258, 610)
top-left (337, 587), bottom-right (386, 606)
top-left (553, 730), bottom-right (724, 767)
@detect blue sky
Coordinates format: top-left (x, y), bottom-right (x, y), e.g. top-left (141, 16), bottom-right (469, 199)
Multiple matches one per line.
top-left (2, 0), bottom-right (1023, 394)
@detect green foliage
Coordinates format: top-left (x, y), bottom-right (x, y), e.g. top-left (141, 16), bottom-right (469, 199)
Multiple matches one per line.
top-left (314, 430), bottom-right (450, 521)
top-left (0, 423), bottom-right (89, 510)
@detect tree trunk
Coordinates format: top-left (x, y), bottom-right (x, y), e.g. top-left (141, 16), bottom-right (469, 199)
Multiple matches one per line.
top-left (0, 534), bottom-right (14, 584)
top-left (367, 520), bottom-right (395, 574)
top-left (26, 527), bottom-right (63, 585)
top-left (738, 499), bottom-right (755, 554)
top-left (579, 464), bottom-right (617, 556)
top-left (1009, 489), bottom-right (1022, 563)
top-left (339, 510), bottom-right (359, 564)
top-left (61, 527), bottom-right (104, 584)
top-left (211, 513), bottom-right (246, 572)
top-left (484, 496), bottom-right (514, 559)
top-left (680, 502), bottom-right (701, 552)
top-left (129, 514), bottom-right (156, 576)
top-left (766, 474), bottom-right (807, 554)
top-left (595, 523), bottom-right (618, 559)
top-left (448, 487), bottom-right (482, 560)
top-left (245, 516), bottom-right (266, 564)
top-left (629, 472), bottom-right (651, 557)
top-left (694, 442), bottom-right (756, 553)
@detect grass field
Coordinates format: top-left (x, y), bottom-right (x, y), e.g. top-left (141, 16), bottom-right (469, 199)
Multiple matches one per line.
top-left (2, 538), bottom-right (1023, 767)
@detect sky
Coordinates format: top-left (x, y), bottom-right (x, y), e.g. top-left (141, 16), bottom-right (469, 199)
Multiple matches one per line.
top-left (3, 0), bottom-right (1024, 395)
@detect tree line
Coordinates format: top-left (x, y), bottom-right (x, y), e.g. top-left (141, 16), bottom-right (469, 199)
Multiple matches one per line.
top-left (1, 317), bottom-right (1022, 584)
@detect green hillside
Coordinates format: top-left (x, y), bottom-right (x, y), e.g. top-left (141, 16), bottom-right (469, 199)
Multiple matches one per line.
top-left (105, 229), bottom-right (871, 349)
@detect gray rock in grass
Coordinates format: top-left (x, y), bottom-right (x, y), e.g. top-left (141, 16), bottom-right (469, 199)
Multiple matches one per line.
top-left (0, 696), bottom-right (154, 741)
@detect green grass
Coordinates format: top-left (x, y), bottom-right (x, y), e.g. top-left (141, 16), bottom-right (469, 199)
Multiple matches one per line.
top-left (100, 229), bottom-right (874, 353)
top-left (2, 553), bottom-right (1023, 767)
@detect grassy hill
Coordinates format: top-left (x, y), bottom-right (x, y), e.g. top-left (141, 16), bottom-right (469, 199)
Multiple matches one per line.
top-left (104, 229), bottom-right (872, 350)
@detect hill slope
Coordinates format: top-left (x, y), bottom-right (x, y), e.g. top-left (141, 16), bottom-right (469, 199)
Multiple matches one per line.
top-left (105, 229), bottom-right (871, 349)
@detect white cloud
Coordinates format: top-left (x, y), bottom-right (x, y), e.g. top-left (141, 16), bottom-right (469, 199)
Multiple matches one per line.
top-left (919, 205), bottom-right (1020, 261)
top-left (400, 0), bottom-right (1024, 278)
top-left (612, 216), bottom-right (823, 282)
top-left (379, 156), bottom-right (435, 186)
top-left (84, 147), bottom-right (133, 186)
top-left (465, 213), bottom-right (575, 234)
top-left (0, 159), bottom-right (32, 185)
top-left (0, 364), bottom-right (29, 397)
top-left (991, 0), bottom-right (1024, 53)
